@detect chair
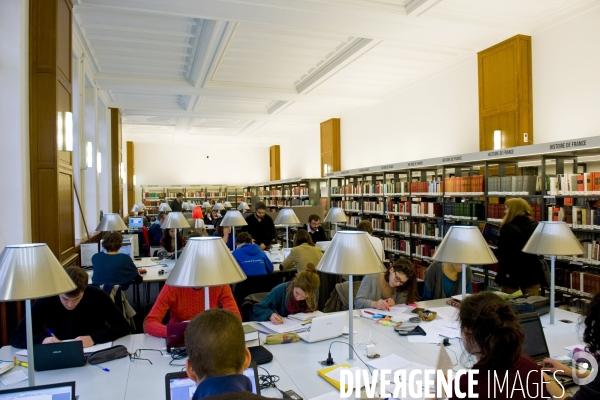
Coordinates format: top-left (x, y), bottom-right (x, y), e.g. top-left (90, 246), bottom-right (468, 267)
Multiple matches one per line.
top-left (98, 284), bottom-right (137, 329)
top-left (232, 273), bottom-right (283, 311)
top-left (141, 226), bottom-right (151, 256)
top-left (241, 292), bottom-right (268, 322)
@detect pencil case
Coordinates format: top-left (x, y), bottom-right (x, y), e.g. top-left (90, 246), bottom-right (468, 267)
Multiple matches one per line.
top-left (87, 345), bottom-right (128, 365)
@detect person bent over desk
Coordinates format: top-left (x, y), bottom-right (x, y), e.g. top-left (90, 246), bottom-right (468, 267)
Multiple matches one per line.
top-left (10, 266), bottom-right (131, 348)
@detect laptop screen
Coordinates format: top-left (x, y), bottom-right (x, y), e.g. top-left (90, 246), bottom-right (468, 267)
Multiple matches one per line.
top-left (519, 314), bottom-right (550, 360)
top-left (0, 382), bottom-right (75, 400)
top-left (129, 217), bottom-right (143, 229)
top-left (482, 223), bottom-right (500, 246)
top-left (283, 248), bottom-right (291, 259)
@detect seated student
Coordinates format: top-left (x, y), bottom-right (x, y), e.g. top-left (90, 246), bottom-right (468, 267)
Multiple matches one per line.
top-left (160, 228), bottom-right (185, 255)
top-left (299, 214), bottom-right (327, 243)
top-left (10, 266), bottom-right (130, 348)
top-left (422, 261), bottom-right (473, 300)
top-left (356, 220), bottom-right (385, 260)
top-left (252, 265), bottom-right (319, 324)
top-left (449, 291), bottom-right (548, 399)
top-left (354, 257), bottom-right (418, 310)
top-left (281, 230), bottom-right (322, 274)
top-left (91, 232), bottom-right (142, 286)
top-left (213, 220), bottom-right (234, 251)
top-left (209, 209), bottom-right (222, 226)
top-left (148, 211), bottom-right (166, 246)
top-left (185, 309), bottom-right (274, 399)
top-left (144, 284), bottom-right (240, 338)
top-left (541, 291), bottom-right (600, 400)
top-left (232, 232), bottom-right (274, 276)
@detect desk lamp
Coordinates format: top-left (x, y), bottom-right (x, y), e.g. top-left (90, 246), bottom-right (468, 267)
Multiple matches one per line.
top-left (166, 237), bottom-right (246, 310)
top-left (161, 212), bottom-right (190, 261)
top-left (186, 203), bottom-right (196, 212)
top-left (522, 221), bottom-right (583, 324)
top-left (202, 201), bottom-right (211, 210)
top-left (0, 244), bottom-right (76, 386)
top-left (316, 231), bottom-right (385, 360)
top-left (220, 210), bottom-right (248, 244)
top-left (432, 226), bottom-right (497, 300)
top-left (158, 203), bottom-right (172, 213)
top-left (238, 202), bottom-right (250, 211)
top-left (130, 204), bottom-right (144, 216)
top-left (274, 208), bottom-right (300, 248)
top-left (182, 201), bottom-right (189, 210)
top-left (192, 205), bottom-right (204, 220)
top-left (212, 203), bottom-right (224, 219)
top-left (224, 201), bottom-right (232, 209)
top-left (96, 213), bottom-right (127, 232)
top-left (324, 207), bottom-right (347, 237)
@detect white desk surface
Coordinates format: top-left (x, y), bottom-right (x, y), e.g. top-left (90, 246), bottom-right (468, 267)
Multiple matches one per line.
top-left (0, 302), bottom-right (584, 399)
top-left (86, 258), bottom-right (176, 284)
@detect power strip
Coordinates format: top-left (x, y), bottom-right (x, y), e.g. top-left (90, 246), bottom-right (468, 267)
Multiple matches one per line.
top-left (0, 362), bottom-right (14, 375)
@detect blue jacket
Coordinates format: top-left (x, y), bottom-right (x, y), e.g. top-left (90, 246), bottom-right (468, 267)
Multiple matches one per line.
top-left (192, 374), bottom-right (253, 399)
top-left (232, 244), bottom-right (274, 277)
top-left (148, 222), bottom-right (163, 246)
top-left (212, 231), bottom-right (234, 251)
top-left (91, 252), bottom-right (139, 286)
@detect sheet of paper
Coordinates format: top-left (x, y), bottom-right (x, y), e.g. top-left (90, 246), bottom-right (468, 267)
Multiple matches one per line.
top-left (564, 344), bottom-right (585, 352)
top-left (366, 354), bottom-right (412, 371)
top-left (309, 391), bottom-right (343, 400)
top-left (451, 294), bottom-right (471, 301)
top-left (0, 370), bottom-right (28, 386)
top-left (426, 307), bottom-right (458, 322)
top-left (288, 311), bottom-right (325, 322)
top-left (80, 243), bottom-right (99, 267)
top-left (258, 318), bottom-right (306, 334)
top-left (324, 366), bottom-right (365, 388)
top-left (361, 308), bottom-right (413, 322)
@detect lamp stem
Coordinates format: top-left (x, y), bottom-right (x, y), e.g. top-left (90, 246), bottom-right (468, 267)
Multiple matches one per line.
top-left (462, 264), bottom-right (467, 301)
top-left (232, 226), bottom-right (236, 247)
top-left (333, 222), bottom-right (338, 238)
top-left (205, 286), bottom-right (210, 311)
top-left (550, 255), bottom-right (555, 325)
top-left (25, 299), bottom-right (35, 386)
top-left (348, 274), bottom-right (354, 361)
top-left (286, 225), bottom-right (289, 248)
top-left (174, 229), bottom-right (178, 261)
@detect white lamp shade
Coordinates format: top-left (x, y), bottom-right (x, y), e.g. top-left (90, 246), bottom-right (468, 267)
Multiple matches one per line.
top-left (274, 208), bottom-right (301, 225)
top-left (0, 244), bottom-right (77, 301)
top-left (158, 203), bottom-right (172, 212)
top-left (195, 219), bottom-right (206, 229)
top-left (224, 201), bottom-right (232, 209)
top-left (324, 207), bottom-right (347, 223)
top-left (202, 202), bottom-right (211, 209)
top-left (166, 237), bottom-right (247, 287)
top-left (96, 213), bottom-right (128, 231)
top-left (238, 202), bottom-right (250, 211)
top-left (161, 212), bottom-right (191, 229)
top-left (220, 210), bottom-right (248, 227)
top-left (212, 203), bottom-right (224, 211)
top-left (432, 226), bottom-right (497, 265)
top-left (522, 221), bottom-right (584, 256)
top-left (316, 231), bottom-right (385, 275)
top-left (186, 203), bottom-right (196, 211)
top-left (130, 204), bottom-right (144, 213)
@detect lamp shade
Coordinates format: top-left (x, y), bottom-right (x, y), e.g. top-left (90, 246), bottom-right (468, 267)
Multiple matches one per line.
top-left (131, 204), bottom-right (144, 213)
top-left (182, 202), bottom-right (189, 210)
top-left (522, 221), bottom-right (584, 256)
top-left (96, 213), bottom-right (128, 232)
top-left (166, 237), bottom-right (247, 287)
top-left (432, 226), bottom-right (497, 265)
top-left (0, 244), bottom-right (77, 301)
top-left (316, 231), bottom-right (385, 275)
top-left (224, 201), bottom-right (232, 209)
top-left (161, 211), bottom-right (191, 229)
top-left (238, 202), bottom-right (250, 211)
top-left (274, 208), bottom-right (301, 225)
top-left (186, 203), bottom-right (196, 211)
top-left (202, 201), bottom-right (211, 209)
top-left (220, 210), bottom-right (248, 227)
top-left (195, 219), bottom-right (206, 229)
top-left (324, 207), bottom-right (347, 223)
top-left (192, 206), bottom-right (204, 219)
top-left (212, 203), bottom-right (224, 211)
top-left (158, 203), bottom-right (172, 212)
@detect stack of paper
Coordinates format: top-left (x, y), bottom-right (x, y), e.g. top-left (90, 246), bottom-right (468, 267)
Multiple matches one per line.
top-left (258, 318), bottom-right (307, 334)
top-left (288, 311), bottom-right (324, 324)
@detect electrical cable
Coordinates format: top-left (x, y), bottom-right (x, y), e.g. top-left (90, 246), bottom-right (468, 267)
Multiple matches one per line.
top-left (257, 366), bottom-right (280, 391)
top-left (324, 341), bottom-right (373, 374)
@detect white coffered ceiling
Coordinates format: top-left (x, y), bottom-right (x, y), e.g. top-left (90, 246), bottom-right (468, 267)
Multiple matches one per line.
top-left (72, 0), bottom-right (600, 145)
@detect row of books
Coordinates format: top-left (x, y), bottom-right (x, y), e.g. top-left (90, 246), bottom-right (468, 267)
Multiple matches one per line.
top-left (383, 237), bottom-right (410, 255)
top-left (443, 202), bottom-right (485, 220)
top-left (413, 243), bottom-right (438, 259)
top-left (547, 173), bottom-right (600, 195)
top-left (144, 192), bottom-right (165, 198)
top-left (285, 187), bottom-right (308, 196)
top-left (546, 205), bottom-right (600, 227)
top-left (364, 201), bottom-right (384, 213)
top-left (411, 222), bottom-right (443, 239)
top-left (555, 267), bottom-right (600, 295)
top-left (386, 201), bottom-right (410, 214)
top-left (410, 181), bottom-right (443, 194)
top-left (486, 203), bottom-right (543, 221)
top-left (487, 175), bottom-right (539, 195)
top-left (331, 185), bottom-right (363, 195)
top-left (384, 182), bottom-right (410, 195)
top-left (331, 200), bottom-right (361, 211)
top-left (411, 202), bottom-right (442, 217)
top-left (383, 219), bottom-right (410, 234)
top-left (443, 176), bottom-right (485, 194)
top-left (266, 199), bottom-right (310, 207)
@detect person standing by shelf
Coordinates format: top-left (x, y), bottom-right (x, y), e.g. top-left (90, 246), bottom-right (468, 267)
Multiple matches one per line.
top-left (422, 261), bottom-right (473, 300)
top-left (496, 198), bottom-right (543, 296)
top-left (169, 192), bottom-right (184, 212)
top-left (243, 202), bottom-right (276, 250)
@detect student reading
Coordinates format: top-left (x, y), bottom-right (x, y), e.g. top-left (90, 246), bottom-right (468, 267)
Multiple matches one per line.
top-left (252, 264), bottom-right (320, 324)
top-left (299, 213), bottom-right (327, 243)
top-left (91, 231), bottom-right (142, 286)
top-left (542, 291), bottom-right (600, 400)
top-left (148, 211), bottom-right (167, 246)
top-left (422, 262), bottom-right (472, 300)
top-left (232, 232), bottom-right (274, 276)
top-left (354, 257), bottom-right (418, 310)
top-left (161, 228), bottom-right (185, 255)
top-left (449, 291), bottom-right (548, 399)
top-left (11, 266), bottom-right (131, 348)
top-left (185, 309), bottom-right (273, 399)
top-left (281, 230), bottom-right (322, 274)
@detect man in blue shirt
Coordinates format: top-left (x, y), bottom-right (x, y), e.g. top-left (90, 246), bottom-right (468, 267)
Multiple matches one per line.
top-left (148, 212), bottom-right (166, 246)
top-left (185, 309), bottom-right (272, 399)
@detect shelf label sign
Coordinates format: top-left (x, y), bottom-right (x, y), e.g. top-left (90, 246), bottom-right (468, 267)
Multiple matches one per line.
top-left (408, 161), bottom-right (423, 167)
top-left (325, 172), bottom-right (334, 177)
top-left (487, 149), bottom-right (515, 157)
top-left (341, 170), bottom-right (350, 174)
top-left (380, 164), bottom-right (395, 170)
top-left (550, 140), bottom-right (587, 150)
top-left (442, 156), bottom-right (463, 162)
top-left (358, 168), bottom-right (370, 172)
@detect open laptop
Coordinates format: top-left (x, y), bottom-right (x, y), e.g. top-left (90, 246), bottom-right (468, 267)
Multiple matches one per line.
top-left (166, 321), bottom-right (189, 352)
top-left (482, 222), bottom-right (500, 248)
top-left (283, 248), bottom-right (291, 259)
top-left (297, 312), bottom-right (345, 343)
top-left (33, 341), bottom-right (87, 371)
top-left (315, 241), bottom-right (331, 252)
top-left (0, 382), bottom-right (76, 399)
top-left (165, 362), bottom-right (261, 400)
top-left (518, 313), bottom-right (575, 387)
top-left (129, 216), bottom-right (144, 230)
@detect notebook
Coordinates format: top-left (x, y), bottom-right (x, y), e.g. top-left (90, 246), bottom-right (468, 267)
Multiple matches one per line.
top-left (166, 321), bottom-right (189, 352)
top-left (297, 312), bottom-right (345, 343)
top-left (33, 342), bottom-right (87, 371)
top-left (165, 362), bottom-right (261, 400)
top-left (0, 382), bottom-right (76, 399)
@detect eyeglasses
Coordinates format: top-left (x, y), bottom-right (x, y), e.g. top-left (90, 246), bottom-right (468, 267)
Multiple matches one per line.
top-left (128, 348), bottom-right (163, 364)
top-left (392, 274), bottom-right (408, 285)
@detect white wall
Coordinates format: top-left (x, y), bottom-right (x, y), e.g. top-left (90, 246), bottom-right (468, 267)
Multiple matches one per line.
top-left (134, 143), bottom-right (270, 200)
top-left (280, 127), bottom-right (322, 179)
top-left (0, 0), bottom-right (30, 249)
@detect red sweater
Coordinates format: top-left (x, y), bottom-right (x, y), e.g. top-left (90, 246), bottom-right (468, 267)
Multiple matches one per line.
top-left (144, 285), bottom-right (240, 338)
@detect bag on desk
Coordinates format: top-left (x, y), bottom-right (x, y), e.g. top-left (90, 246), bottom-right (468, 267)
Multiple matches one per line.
top-left (508, 296), bottom-right (550, 316)
top-left (87, 345), bottom-right (128, 365)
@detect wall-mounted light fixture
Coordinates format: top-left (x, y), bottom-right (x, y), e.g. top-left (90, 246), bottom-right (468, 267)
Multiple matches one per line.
top-left (86, 142), bottom-right (93, 168)
top-left (493, 130), bottom-right (501, 150)
top-left (65, 112), bottom-right (73, 151)
top-left (97, 152), bottom-right (102, 174)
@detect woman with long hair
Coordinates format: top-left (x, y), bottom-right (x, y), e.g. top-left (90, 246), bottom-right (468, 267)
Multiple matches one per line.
top-left (496, 198), bottom-right (542, 295)
top-left (252, 264), bottom-right (320, 324)
top-left (354, 257), bottom-right (418, 309)
top-left (281, 230), bottom-right (323, 274)
top-left (160, 228), bottom-right (185, 255)
top-left (213, 220), bottom-right (234, 251)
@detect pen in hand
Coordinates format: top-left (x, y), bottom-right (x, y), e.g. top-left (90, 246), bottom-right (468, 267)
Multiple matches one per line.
top-left (275, 311), bottom-right (284, 324)
top-left (45, 328), bottom-right (59, 340)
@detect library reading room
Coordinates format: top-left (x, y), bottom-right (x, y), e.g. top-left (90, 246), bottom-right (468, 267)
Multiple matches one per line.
top-left (1, 1), bottom-right (600, 399)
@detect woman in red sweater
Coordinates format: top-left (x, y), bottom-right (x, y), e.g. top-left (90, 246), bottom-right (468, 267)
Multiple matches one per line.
top-left (143, 284), bottom-right (240, 338)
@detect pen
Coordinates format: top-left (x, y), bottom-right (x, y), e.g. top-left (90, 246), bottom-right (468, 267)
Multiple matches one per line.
top-left (13, 356), bottom-right (28, 368)
top-left (384, 300), bottom-right (390, 311)
top-left (94, 364), bottom-right (110, 372)
top-left (275, 311), bottom-right (284, 323)
top-left (45, 328), bottom-right (58, 340)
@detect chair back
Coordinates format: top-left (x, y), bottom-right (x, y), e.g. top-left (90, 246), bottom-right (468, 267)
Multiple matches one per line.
top-left (241, 292), bottom-right (268, 322)
top-left (141, 226), bottom-right (151, 256)
top-left (232, 273), bottom-right (283, 311)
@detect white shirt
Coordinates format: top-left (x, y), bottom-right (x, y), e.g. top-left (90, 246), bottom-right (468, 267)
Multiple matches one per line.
top-left (368, 234), bottom-right (385, 261)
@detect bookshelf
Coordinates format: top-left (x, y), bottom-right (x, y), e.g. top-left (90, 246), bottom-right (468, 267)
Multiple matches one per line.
top-left (253, 178), bottom-right (328, 211)
top-left (141, 185), bottom-right (246, 215)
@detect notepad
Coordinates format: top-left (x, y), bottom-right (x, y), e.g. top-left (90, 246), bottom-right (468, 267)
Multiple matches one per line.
top-left (317, 364), bottom-right (365, 391)
top-left (258, 318), bottom-right (307, 334)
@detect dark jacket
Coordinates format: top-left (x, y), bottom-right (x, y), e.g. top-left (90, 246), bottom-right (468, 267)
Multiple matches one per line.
top-left (148, 222), bottom-right (163, 246)
top-left (192, 374), bottom-right (253, 399)
top-left (91, 252), bottom-right (141, 286)
top-left (10, 286), bottom-right (131, 348)
top-left (496, 215), bottom-right (541, 287)
top-left (423, 261), bottom-right (473, 300)
top-left (232, 244), bottom-right (274, 276)
top-left (299, 224), bottom-right (327, 243)
top-left (252, 283), bottom-right (289, 321)
top-left (244, 214), bottom-right (276, 248)
top-left (169, 199), bottom-right (183, 212)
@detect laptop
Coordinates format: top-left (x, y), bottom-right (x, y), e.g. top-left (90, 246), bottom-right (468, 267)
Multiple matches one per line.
top-left (129, 216), bottom-right (144, 229)
top-left (165, 362), bottom-right (261, 400)
top-left (315, 241), bottom-right (331, 252)
top-left (482, 222), bottom-right (500, 248)
top-left (166, 321), bottom-right (189, 352)
top-left (0, 382), bottom-right (76, 399)
top-left (297, 312), bottom-right (345, 343)
top-left (518, 313), bottom-right (575, 387)
top-left (33, 341), bottom-right (86, 371)
top-left (283, 248), bottom-right (291, 259)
